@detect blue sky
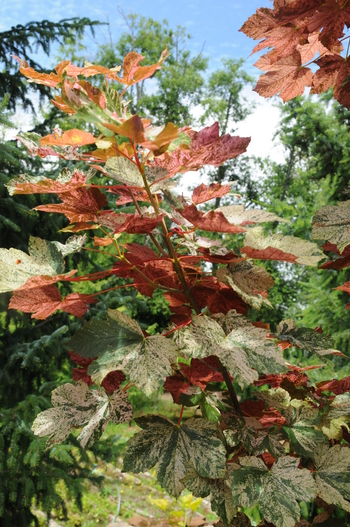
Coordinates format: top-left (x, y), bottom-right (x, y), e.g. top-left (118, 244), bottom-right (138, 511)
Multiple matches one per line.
top-left (1, 0), bottom-right (270, 74)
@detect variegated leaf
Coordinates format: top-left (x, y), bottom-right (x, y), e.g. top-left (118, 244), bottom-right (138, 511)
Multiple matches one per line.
top-left (277, 319), bottom-right (342, 358)
top-left (106, 156), bottom-right (144, 187)
top-left (67, 309), bottom-right (178, 395)
top-left (257, 387), bottom-right (291, 409)
top-left (181, 462), bottom-right (236, 525)
top-left (0, 236), bottom-right (65, 293)
top-left (283, 404), bottom-right (328, 458)
top-left (182, 316), bottom-right (258, 388)
top-left (243, 226), bottom-right (325, 266)
top-left (52, 234), bottom-right (86, 256)
top-left (31, 382), bottom-right (132, 448)
top-left (182, 315), bottom-right (285, 388)
top-left (216, 260), bottom-right (274, 310)
top-left (218, 204), bottom-right (288, 226)
top-left (231, 456), bottom-right (316, 527)
top-left (328, 392), bottom-right (350, 419)
top-left (312, 200), bottom-right (350, 254)
top-left (123, 415), bottom-right (226, 497)
top-left (314, 444), bottom-right (350, 512)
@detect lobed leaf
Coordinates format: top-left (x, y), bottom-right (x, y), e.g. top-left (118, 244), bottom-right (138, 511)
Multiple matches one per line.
top-left (123, 415), bottom-right (226, 497)
top-left (312, 200), bottom-right (350, 254)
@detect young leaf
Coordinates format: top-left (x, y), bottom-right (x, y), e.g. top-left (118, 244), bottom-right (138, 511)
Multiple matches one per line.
top-left (67, 309), bottom-right (178, 395)
top-left (276, 319), bottom-right (343, 358)
top-left (244, 226), bottom-right (325, 266)
top-left (216, 260), bottom-right (274, 310)
top-left (32, 382), bottom-right (132, 448)
top-left (314, 444), bottom-right (350, 512)
top-left (311, 200), bottom-right (350, 254)
top-left (231, 456), bottom-right (316, 527)
top-left (40, 129), bottom-right (97, 147)
top-left (123, 415), bottom-right (226, 497)
top-left (0, 236), bottom-right (65, 293)
top-left (176, 204), bottom-right (246, 234)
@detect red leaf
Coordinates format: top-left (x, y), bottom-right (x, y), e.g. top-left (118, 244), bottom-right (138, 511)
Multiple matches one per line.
top-left (254, 51), bottom-right (313, 102)
top-left (164, 374), bottom-right (190, 404)
top-left (185, 356), bottom-right (224, 390)
top-left (239, 7), bottom-right (276, 40)
top-left (316, 377), bottom-right (350, 395)
top-left (9, 285), bottom-right (96, 319)
top-left (240, 400), bottom-right (265, 418)
top-left (98, 211), bottom-right (164, 234)
top-left (36, 186), bottom-right (107, 222)
top-left (192, 278), bottom-right (248, 315)
top-left (335, 281), bottom-right (350, 308)
top-left (40, 129), bottom-right (97, 147)
top-left (261, 452), bottom-right (277, 469)
top-left (69, 352), bottom-right (125, 394)
top-left (177, 204), bottom-right (246, 234)
top-left (192, 183), bottom-right (231, 205)
top-left (153, 122), bottom-right (250, 176)
top-left (125, 243), bottom-right (158, 262)
top-left (110, 186), bottom-right (151, 205)
top-left (10, 171), bottom-right (86, 195)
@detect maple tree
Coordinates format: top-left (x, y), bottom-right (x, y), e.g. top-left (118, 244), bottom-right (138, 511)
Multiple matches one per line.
top-left (3, 8), bottom-right (350, 525)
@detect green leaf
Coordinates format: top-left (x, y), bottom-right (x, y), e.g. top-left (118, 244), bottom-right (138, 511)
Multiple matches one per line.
top-left (254, 429), bottom-right (286, 458)
top-left (314, 444), bottom-right (350, 512)
top-left (123, 415), bottom-right (227, 497)
top-left (216, 260), bottom-right (274, 310)
top-left (67, 309), bottom-right (178, 395)
top-left (0, 236), bottom-right (65, 293)
top-left (283, 405), bottom-right (328, 458)
top-left (32, 382), bottom-right (132, 448)
top-left (231, 456), bottom-right (316, 527)
top-left (106, 156), bottom-right (144, 187)
top-left (181, 462), bottom-right (236, 525)
top-left (182, 315), bottom-right (285, 389)
top-left (311, 200), bottom-right (350, 254)
top-left (328, 392), bottom-right (350, 419)
top-left (277, 319), bottom-right (342, 358)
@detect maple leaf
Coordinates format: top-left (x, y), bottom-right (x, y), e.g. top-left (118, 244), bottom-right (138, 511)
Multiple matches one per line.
top-left (9, 285), bottom-right (97, 319)
top-left (0, 236), bottom-right (66, 293)
top-left (123, 415), bottom-right (226, 497)
top-left (254, 51), bottom-right (313, 102)
top-left (316, 376), bottom-right (350, 395)
top-left (115, 48), bottom-right (169, 86)
top-left (182, 315), bottom-right (285, 389)
top-left (239, 7), bottom-right (276, 40)
top-left (231, 456), bottom-right (316, 527)
top-left (217, 204), bottom-right (288, 226)
top-left (283, 404), bottom-right (328, 458)
top-left (12, 55), bottom-right (62, 87)
top-left (328, 392), bottom-right (350, 419)
top-left (276, 319), bottom-right (343, 357)
top-left (314, 444), bottom-right (350, 512)
top-left (153, 122), bottom-right (250, 176)
top-left (191, 183), bottom-right (231, 205)
top-left (98, 210), bottom-right (164, 235)
top-left (176, 204), bottom-right (246, 234)
top-left (181, 462), bottom-right (236, 525)
top-left (6, 171), bottom-right (86, 196)
top-left (312, 200), bottom-right (350, 253)
top-left (216, 260), bottom-right (274, 310)
top-left (243, 226), bottom-right (325, 266)
top-left (32, 381), bottom-right (132, 448)
top-left (320, 242), bottom-right (350, 270)
top-left (305, 0), bottom-right (350, 50)
top-left (67, 309), bottom-right (179, 395)
top-left (40, 129), bottom-right (97, 147)
top-left (106, 156), bottom-right (144, 187)
top-left (36, 186), bottom-right (107, 223)
top-left (191, 279), bottom-right (248, 317)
